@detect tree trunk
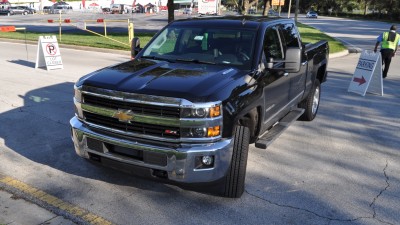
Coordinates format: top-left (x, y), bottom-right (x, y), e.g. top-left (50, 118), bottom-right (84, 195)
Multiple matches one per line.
top-left (262, 0), bottom-right (271, 16)
top-left (363, 0), bottom-right (368, 15)
top-left (243, 0), bottom-right (249, 15)
top-left (167, 0), bottom-right (174, 23)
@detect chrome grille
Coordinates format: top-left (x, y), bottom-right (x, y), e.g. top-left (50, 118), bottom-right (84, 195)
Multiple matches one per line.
top-left (84, 112), bottom-right (180, 138)
top-left (83, 94), bottom-right (180, 118)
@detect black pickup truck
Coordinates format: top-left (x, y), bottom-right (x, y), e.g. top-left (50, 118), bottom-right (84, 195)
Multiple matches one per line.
top-left (70, 16), bottom-right (328, 198)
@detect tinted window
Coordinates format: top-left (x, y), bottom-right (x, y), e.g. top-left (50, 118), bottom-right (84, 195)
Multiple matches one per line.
top-left (281, 23), bottom-right (300, 48)
top-left (263, 26), bottom-right (284, 59)
top-left (142, 26), bottom-right (256, 70)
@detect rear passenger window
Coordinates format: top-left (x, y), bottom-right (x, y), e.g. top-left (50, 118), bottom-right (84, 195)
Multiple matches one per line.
top-left (281, 23), bottom-right (300, 48)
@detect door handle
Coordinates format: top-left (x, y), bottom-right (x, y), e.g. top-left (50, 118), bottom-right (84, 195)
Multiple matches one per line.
top-left (301, 61), bottom-right (307, 66)
top-left (284, 72), bottom-right (289, 76)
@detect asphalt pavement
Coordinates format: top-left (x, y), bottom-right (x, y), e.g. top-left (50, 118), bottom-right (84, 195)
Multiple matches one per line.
top-left (1, 14), bottom-right (400, 225)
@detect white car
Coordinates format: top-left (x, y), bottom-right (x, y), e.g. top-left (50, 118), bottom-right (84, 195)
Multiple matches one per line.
top-left (183, 8), bottom-right (192, 14)
top-left (306, 11), bottom-right (318, 18)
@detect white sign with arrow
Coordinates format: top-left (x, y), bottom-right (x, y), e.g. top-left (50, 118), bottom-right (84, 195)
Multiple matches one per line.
top-left (348, 50), bottom-right (383, 96)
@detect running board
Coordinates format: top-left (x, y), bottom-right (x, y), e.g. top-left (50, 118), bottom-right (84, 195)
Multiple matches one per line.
top-left (255, 108), bottom-right (305, 149)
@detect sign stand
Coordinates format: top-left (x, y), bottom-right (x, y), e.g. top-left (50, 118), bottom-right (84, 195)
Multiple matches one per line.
top-left (35, 36), bottom-right (63, 71)
top-left (348, 50), bottom-right (383, 96)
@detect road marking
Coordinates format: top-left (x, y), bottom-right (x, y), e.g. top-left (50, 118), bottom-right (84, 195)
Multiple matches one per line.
top-left (0, 173), bottom-right (114, 225)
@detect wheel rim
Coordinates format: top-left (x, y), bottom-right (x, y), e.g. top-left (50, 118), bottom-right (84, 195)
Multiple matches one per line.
top-left (312, 86), bottom-right (320, 115)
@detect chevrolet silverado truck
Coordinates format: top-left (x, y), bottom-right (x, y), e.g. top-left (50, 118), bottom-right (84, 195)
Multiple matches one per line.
top-left (70, 16), bottom-right (328, 198)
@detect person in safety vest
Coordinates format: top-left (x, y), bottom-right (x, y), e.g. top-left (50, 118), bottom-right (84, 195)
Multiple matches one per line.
top-left (374, 25), bottom-right (400, 78)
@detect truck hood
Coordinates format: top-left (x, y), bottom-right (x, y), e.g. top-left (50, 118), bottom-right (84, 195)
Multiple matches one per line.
top-left (79, 59), bottom-right (245, 102)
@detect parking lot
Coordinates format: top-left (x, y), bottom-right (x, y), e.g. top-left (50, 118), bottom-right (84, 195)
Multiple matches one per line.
top-left (1, 14), bottom-right (400, 225)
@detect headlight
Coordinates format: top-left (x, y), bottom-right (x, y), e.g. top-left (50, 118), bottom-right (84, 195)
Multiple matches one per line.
top-left (74, 86), bottom-right (82, 103)
top-left (180, 102), bottom-right (222, 139)
top-left (74, 86), bottom-right (83, 119)
top-left (181, 126), bottom-right (221, 138)
top-left (181, 104), bottom-right (221, 118)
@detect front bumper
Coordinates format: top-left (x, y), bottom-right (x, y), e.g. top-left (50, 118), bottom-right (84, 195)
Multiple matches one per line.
top-left (70, 117), bottom-right (234, 183)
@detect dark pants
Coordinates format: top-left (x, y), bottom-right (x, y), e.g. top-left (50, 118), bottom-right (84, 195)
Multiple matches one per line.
top-left (381, 49), bottom-right (394, 78)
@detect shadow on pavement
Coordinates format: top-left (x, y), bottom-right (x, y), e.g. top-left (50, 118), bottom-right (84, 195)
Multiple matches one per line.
top-left (8, 60), bottom-right (35, 68)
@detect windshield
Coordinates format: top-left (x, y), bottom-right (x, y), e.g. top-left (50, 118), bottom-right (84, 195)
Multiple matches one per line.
top-left (141, 26), bottom-right (256, 70)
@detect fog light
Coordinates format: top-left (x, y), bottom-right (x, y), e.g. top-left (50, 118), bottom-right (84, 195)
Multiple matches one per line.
top-left (202, 156), bottom-right (213, 166)
top-left (195, 155), bottom-right (214, 169)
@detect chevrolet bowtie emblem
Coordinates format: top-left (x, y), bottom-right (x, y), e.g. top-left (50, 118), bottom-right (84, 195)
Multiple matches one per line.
top-left (113, 109), bottom-right (134, 123)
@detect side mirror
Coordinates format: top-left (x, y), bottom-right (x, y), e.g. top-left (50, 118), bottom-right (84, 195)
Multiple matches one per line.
top-left (131, 37), bottom-right (141, 59)
top-left (284, 47), bottom-right (301, 73)
top-left (266, 48), bottom-right (301, 72)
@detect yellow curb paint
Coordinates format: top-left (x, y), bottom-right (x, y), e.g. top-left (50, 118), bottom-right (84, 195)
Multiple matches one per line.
top-left (92, 217), bottom-right (113, 225)
top-left (69, 206), bottom-right (86, 217)
top-left (0, 174), bottom-right (114, 225)
top-left (31, 190), bottom-right (47, 198)
top-left (0, 176), bottom-right (14, 183)
top-left (82, 213), bottom-right (99, 223)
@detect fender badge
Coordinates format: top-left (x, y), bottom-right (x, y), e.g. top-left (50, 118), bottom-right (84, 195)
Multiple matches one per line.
top-left (113, 109), bottom-right (134, 123)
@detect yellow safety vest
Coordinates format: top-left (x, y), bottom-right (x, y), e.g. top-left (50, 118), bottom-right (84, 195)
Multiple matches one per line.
top-left (382, 32), bottom-right (400, 50)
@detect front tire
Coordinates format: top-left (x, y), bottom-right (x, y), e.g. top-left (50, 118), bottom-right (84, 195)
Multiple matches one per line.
top-left (299, 79), bottom-right (321, 121)
top-left (223, 126), bottom-right (250, 198)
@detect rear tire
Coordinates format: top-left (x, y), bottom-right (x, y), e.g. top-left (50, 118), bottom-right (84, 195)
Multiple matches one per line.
top-left (299, 79), bottom-right (321, 121)
top-left (223, 126), bottom-right (250, 198)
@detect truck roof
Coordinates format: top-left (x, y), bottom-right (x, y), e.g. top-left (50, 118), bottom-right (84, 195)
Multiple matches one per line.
top-left (171, 16), bottom-right (291, 30)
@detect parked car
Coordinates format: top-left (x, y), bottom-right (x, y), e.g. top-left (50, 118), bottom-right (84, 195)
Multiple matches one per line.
top-left (17, 6), bottom-right (36, 14)
top-left (50, 4), bottom-right (72, 14)
top-left (306, 11), bottom-right (318, 18)
top-left (0, 6), bottom-right (29, 15)
top-left (110, 4), bottom-right (132, 14)
top-left (248, 8), bottom-right (256, 14)
top-left (0, 9), bottom-right (11, 16)
top-left (71, 16), bottom-right (329, 198)
top-left (183, 8), bottom-right (192, 14)
top-left (102, 7), bottom-right (111, 13)
top-left (42, 6), bottom-right (51, 13)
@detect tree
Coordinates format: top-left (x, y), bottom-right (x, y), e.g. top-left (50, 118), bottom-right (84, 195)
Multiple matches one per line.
top-left (262, 0), bottom-right (271, 16)
top-left (224, 0), bottom-right (239, 9)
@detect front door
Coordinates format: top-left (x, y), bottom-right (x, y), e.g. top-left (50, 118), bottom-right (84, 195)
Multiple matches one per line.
top-left (260, 25), bottom-right (291, 129)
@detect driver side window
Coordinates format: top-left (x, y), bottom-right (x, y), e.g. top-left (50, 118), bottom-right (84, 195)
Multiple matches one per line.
top-left (263, 26), bottom-right (284, 60)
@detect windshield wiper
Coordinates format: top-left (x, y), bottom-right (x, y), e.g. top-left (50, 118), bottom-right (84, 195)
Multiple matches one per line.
top-left (141, 55), bottom-right (175, 63)
top-left (176, 58), bottom-right (216, 65)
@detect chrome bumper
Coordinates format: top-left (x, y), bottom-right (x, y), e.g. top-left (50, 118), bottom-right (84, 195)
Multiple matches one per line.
top-left (70, 117), bottom-right (234, 183)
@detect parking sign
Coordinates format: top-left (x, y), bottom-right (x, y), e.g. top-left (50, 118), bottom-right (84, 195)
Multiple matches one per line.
top-left (35, 36), bottom-right (63, 70)
top-left (348, 50), bottom-right (383, 96)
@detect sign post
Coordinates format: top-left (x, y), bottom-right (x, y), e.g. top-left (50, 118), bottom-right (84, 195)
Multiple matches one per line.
top-left (35, 36), bottom-right (63, 70)
top-left (348, 50), bottom-right (383, 96)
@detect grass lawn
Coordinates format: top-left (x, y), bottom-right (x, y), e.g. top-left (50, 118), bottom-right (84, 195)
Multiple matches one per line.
top-left (0, 23), bottom-right (346, 53)
top-left (297, 23), bottom-right (345, 53)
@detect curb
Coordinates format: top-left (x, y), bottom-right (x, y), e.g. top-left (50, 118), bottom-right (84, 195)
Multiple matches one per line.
top-left (329, 49), bottom-right (350, 59)
top-left (0, 173), bottom-right (114, 225)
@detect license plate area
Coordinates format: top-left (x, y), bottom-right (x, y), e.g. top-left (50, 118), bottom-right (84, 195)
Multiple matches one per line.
top-left (86, 137), bottom-right (167, 166)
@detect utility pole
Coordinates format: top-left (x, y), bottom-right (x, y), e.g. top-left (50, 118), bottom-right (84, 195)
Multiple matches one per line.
top-left (287, 0), bottom-right (292, 18)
